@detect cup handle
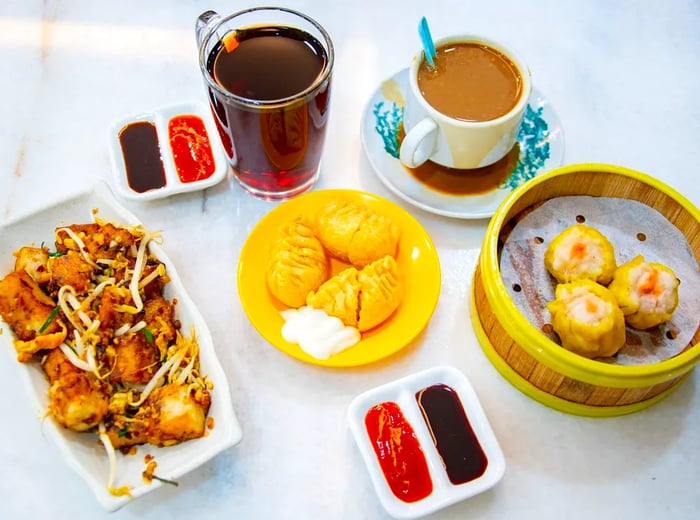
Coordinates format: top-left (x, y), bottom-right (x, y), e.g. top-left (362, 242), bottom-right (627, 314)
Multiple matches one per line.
top-left (195, 10), bottom-right (221, 47)
top-left (399, 118), bottom-right (438, 168)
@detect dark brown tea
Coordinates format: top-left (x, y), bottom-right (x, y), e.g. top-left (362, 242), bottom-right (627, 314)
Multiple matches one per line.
top-left (212, 26), bottom-right (325, 100)
top-left (206, 25), bottom-right (331, 199)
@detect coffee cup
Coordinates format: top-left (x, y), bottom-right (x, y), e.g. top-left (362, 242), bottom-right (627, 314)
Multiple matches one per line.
top-left (195, 7), bottom-right (334, 200)
top-left (399, 35), bottom-right (531, 170)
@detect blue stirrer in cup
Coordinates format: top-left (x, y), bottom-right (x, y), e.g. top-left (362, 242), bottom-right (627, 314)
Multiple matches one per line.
top-left (419, 16), bottom-right (437, 69)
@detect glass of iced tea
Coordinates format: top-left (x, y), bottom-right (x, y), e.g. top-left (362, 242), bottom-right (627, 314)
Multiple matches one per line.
top-left (196, 7), bottom-right (334, 200)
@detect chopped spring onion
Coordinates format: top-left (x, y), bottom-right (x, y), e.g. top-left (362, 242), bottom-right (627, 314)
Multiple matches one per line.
top-left (38, 305), bottom-right (60, 334)
top-left (151, 475), bottom-right (178, 487)
top-left (142, 327), bottom-right (154, 344)
top-left (41, 240), bottom-right (63, 257)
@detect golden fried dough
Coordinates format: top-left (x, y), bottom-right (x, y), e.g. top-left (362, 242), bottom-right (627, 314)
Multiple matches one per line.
top-left (305, 268), bottom-right (360, 326)
top-left (266, 220), bottom-right (329, 308)
top-left (357, 255), bottom-right (403, 331)
top-left (306, 255), bottom-right (402, 331)
top-left (315, 199), bottom-right (400, 268)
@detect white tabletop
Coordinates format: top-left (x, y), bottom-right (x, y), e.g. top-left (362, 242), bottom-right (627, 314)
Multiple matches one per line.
top-left (1, 1), bottom-right (700, 518)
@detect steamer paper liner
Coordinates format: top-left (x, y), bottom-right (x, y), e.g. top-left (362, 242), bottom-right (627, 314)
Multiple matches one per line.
top-left (500, 196), bottom-right (700, 365)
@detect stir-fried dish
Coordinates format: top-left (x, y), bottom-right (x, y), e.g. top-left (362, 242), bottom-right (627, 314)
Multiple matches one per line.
top-left (0, 219), bottom-right (212, 495)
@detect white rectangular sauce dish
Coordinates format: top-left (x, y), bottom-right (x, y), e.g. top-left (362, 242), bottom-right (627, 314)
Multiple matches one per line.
top-left (347, 365), bottom-right (505, 519)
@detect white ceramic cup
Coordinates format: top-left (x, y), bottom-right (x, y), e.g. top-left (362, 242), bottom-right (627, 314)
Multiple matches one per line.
top-left (399, 35), bottom-right (532, 169)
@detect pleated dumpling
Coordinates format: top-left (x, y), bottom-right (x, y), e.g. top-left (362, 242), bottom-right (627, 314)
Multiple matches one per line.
top-left (266, 220), bottom-right (329, 308)
top-left (544, 224), bottom-right (617, 285)
top-left (607, 255), bottom-right (679, 329)
top-left (306, 255), bottom-right (402, 332)
top-left (304, 268), bottom-right (359, 327)
top-left (315, 199), bottom-right (400, 268)
top-left (357, 255), bottom-right (403, 331)
top-left (547, 279), bottom-right (626, 358)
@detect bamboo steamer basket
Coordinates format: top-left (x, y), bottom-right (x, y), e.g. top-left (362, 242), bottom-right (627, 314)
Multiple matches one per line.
top-left (471, 163), bottom-right (700, 417)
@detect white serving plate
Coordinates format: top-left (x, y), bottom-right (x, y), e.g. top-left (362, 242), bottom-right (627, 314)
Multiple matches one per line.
top-left (109, 100), bottom-right (228, 201)
top-left (0, 181), bottom-right (242, 511)
top-left (347, 365), bottom-right (505, 519)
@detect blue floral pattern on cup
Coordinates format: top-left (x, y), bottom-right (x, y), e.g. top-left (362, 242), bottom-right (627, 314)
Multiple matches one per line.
top-left (372, 101), bottom-right (550, 191)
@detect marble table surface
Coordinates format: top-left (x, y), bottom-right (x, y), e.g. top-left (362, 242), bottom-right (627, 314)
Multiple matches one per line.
top-left (1, 1), bottom-right (699, 519)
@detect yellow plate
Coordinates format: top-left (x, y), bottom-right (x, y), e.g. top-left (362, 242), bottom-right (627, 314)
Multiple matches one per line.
top-left (237, 189), bottom-right (441, 367)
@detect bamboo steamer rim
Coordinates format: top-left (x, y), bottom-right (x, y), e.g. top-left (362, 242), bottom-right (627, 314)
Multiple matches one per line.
top-left (469, 288), bottom-right (690, 416)
top-left (480, 162), bottom-right (700, 388)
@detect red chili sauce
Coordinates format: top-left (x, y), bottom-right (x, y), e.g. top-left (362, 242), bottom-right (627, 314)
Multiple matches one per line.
top-left (364, 401), bottom-right (433, 503)
top-left (167, 115), bottom-right (216, 183)
top-left (118, 121), bottom-right (167, 193)
top-left (416, 384), bottom-right (488, 485)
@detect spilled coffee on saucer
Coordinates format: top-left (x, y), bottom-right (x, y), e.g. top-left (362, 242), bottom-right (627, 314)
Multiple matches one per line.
top-left (417, 42), bottom-right (523, 122)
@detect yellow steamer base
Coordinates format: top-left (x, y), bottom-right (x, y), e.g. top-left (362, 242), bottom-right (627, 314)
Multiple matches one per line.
top-left (471, 164), bottom-right (700, 417)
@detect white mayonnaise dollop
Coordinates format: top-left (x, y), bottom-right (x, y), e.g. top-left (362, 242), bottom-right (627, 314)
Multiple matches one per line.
top-left (280, 306), bottom-right (361, 360)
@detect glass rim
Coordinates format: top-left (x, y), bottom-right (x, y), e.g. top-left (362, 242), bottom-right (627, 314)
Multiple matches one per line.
top-left (198, 6), bottom-right (335, 109)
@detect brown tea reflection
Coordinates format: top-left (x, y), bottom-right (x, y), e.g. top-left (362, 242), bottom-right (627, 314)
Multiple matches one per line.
top-left (261, 106), bottom-right (309, 170)
top-left (403, 142), bottom-right (520, 195)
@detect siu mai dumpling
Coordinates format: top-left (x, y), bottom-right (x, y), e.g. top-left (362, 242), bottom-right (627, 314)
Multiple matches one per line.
top-left (316, 199), bottom-right (400, 268)
top-left (266, 221), bottom-right (329, 308)
top-left (544, 224), bottom-right (616, 285)
top-left (306, 255), bottom-right (402, 332)
top-left (547, 279), bottom-right (626, 358)
top-left (607, 255), bottom-right (679, 329)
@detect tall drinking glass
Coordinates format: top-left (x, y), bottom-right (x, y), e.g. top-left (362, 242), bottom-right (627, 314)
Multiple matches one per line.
top-left (196, 7), bottom-right (334, 200)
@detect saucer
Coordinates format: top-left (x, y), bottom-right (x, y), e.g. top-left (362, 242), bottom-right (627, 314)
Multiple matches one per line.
top-left (361, 69), bottom-right (565, 219)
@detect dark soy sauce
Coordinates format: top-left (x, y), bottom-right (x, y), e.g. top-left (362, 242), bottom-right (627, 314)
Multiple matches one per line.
top-left (416, 384), bottom-right (488, 485)
top-left (118, 121), bottom-right (166, 193)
